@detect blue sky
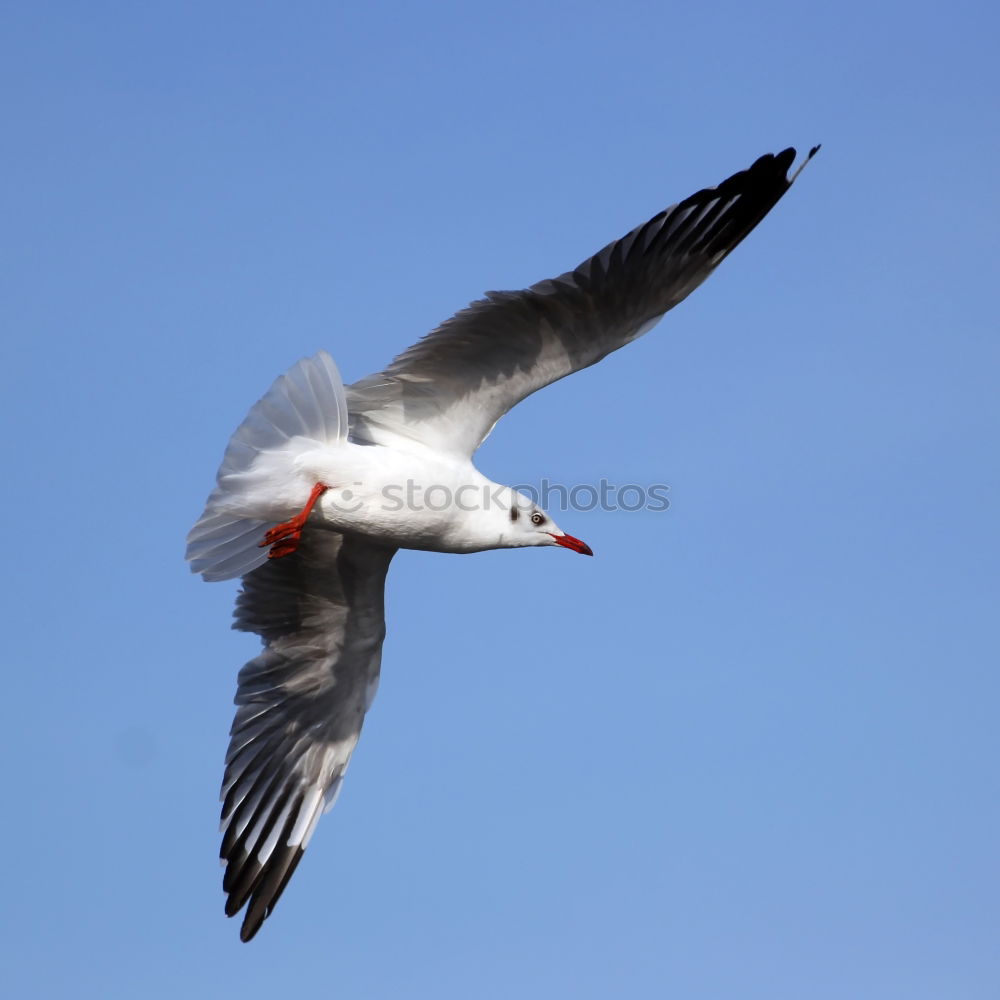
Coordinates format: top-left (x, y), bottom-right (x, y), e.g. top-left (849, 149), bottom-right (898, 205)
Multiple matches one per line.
top-left (4, 1), bottom-right (998, 996)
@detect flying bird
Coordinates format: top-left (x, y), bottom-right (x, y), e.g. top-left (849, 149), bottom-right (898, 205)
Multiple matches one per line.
top-left (187, 145), bottom-right (819, 940)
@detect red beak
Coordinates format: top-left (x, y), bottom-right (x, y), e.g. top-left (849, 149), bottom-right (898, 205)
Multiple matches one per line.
top-left (549, 532), bottom-right (594, 556)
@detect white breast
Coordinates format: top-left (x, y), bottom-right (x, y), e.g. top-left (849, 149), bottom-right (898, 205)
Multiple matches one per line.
top-left (298, 442), bottom-right (498, 552)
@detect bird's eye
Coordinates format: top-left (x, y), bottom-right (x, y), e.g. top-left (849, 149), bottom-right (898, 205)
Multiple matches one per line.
top-left (530, 512), bottom-right (545, 526)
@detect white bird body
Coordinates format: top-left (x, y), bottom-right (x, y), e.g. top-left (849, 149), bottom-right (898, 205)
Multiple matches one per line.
top-left (216, 433), bottom-right (549, 554)
top-left (305, 445), bottom-right (512, 553)
top-left (187, 146), bottom-right (818, 940)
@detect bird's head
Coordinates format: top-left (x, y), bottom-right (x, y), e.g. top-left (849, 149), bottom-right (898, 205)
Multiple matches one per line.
top-left (502, 490), bottom-right (593, 556)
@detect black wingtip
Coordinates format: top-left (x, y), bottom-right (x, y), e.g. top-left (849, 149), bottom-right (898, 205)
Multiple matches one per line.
top-left (237, 845), bottom-right (306, 942)
top-left (240, 914), bottom-right (262, 943)
top-left (770, 147), bottom-right (798, 173)
top-left (787, 144), bottom-right (821, 185)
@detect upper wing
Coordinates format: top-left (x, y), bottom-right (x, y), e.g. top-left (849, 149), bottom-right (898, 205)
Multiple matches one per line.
top-left (348, 146), bottom-right (818, 459)
top-left (219, 527), bottom-right (395, 941)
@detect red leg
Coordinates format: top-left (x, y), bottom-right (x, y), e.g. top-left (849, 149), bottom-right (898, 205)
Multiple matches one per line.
top-left (259, 483), bottom-right (330, 559)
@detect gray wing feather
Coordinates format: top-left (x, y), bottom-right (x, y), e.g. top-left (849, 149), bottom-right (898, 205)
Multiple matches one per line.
top-left (219, 527), bottom-right (395, 941)
top-left (348, 146), bottom-right (817, 458)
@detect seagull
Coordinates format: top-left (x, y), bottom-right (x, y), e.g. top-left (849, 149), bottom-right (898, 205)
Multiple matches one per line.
top-left (186, 145), bottom-right (818, 941)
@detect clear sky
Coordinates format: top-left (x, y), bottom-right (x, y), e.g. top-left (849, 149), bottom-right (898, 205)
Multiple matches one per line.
top-left (4, 2), bottom-right (998, 996)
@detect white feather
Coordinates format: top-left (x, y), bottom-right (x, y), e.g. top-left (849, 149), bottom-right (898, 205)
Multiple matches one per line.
top-left (287, 786), bottom-right (325, 848)
top-left (186, 351), bottom-right (349, 581)
top-left (257, 795), bottom-right (298, 864)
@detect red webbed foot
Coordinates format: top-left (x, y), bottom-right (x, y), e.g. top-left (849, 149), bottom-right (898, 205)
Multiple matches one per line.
top-left (259, 483), bottom-right (330, 560)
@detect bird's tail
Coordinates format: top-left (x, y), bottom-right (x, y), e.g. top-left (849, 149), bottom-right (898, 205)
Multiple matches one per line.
top-left (186, 351), bottom-right (349, 582)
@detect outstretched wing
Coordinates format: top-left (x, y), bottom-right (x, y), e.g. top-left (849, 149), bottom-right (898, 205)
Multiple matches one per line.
top-left (220, 527), bottom-right (395, 941)
top-left (348, 146), bottom-right (818, 459)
